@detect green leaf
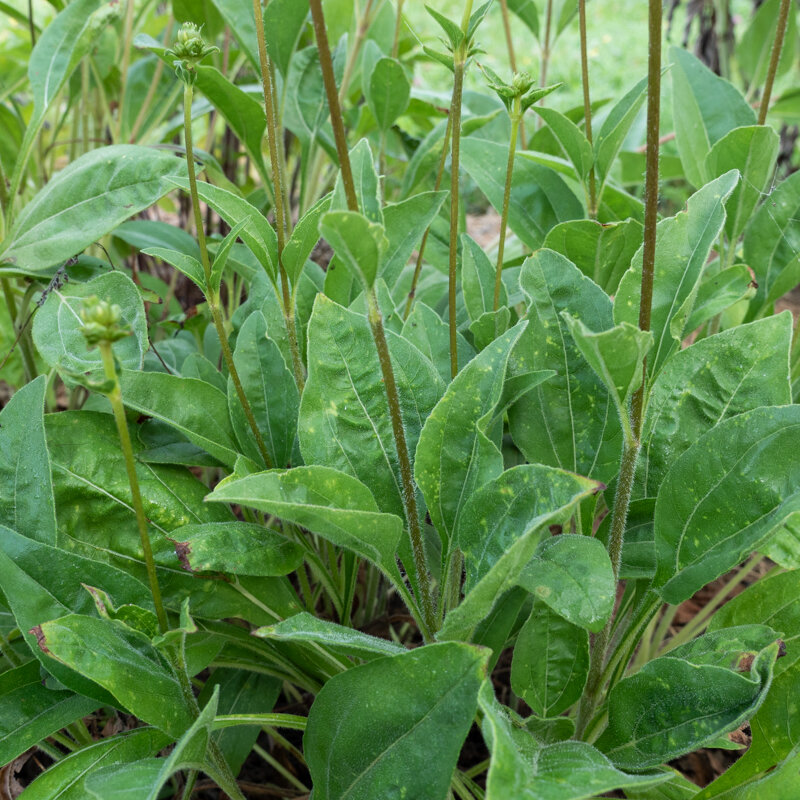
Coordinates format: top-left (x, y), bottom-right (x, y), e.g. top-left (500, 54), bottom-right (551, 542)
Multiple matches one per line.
top-left (0, 661), bottom-right (98, 767)
top-left (0, 377), bottom-right (57, 544)
top-left (415, 324), bottom-right (526, 547)
top-left (594, 76), bottom-right (648, 185)
top-left (534, 107), bottom-right (594, 180)
top-left (254, 612), bottom-right (406, 660)
top-left (208, 0), bottom-right (259, 69)
top-left (654, 405), bottom-right (800, 604)
top-left (366, 57), bottom-right (411, 131)
top-left (113, 220), bottom-right (201, 262)
top-left (169, 521), bottom-right (303, 577)
top-left (17, 727), bottom-right (170, 800)
top-left (479, 684), bottom-right (668, 799)
top-left (425, 5), bottom-right (465, 50)
top-left (282, 193), bottom-right (331, 286)
top-left (463, 139), bottom-right (583, 249)
top-left (319, 210), bottom-right (387, 289)
top-left (506, 0), bottom-right (538, 36)
top-left (705, 126), bottom-right (780, 243)
top-left (509, 249), bottom-right (621, 484)
top-left (1, 146), bottom-right (187, 275)
top-left (443, 465), bottom-right (600, 642)
top-left (596, 633), bottom-right (780, 769)
top-left (511, 598), bottom-right (589, 717)
top-left (461, 234), bottom-right (507, 323)
top-left (305, 642), bottom-right (487, 800)
top-left (516, 534), bottom-right (615, 632)
top-left (743, 170), bottom-right (800, 317)
top-left (142, 247), bottom-right (206, 292)
top-left (263, 0), bottom-right (308, 76)
top-left (118, 370), bottom-right (239, 468)
top-left (209, 219), bottom-right (248, 295)
top-left (562, 315), bottom-right (652, 434)
top-left (331, 139), bottom-right (383, 224)
top-left (670, 46), bottom-right (756, 187)
top-left (206, 466), bottom-right (403, 575)
top-left (737, 0), bottom-right (797, 89)
top-left (35, 614), bottom-right (196, 738)
top-left (299, 294), bottom-right (444, 520)
top-left (614, 171), bottom-right (740, 376)
top-left (229, 311), bottom-right (299, 469)
top-left (684, 263), bottom-right (755, 332)
top-left (543, 218), bottom-right (643, 295)
top-left (636, 313), bottom-right (792, 499)
top-left (169, 177), bottom-right (278, 280)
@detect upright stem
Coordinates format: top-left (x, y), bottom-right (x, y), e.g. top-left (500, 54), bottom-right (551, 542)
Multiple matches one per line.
top-left (118, 0), bottom-right (136, 140)
top-left (392, 0), bottom-right (405, 58)
top-left (758, 0), bottom-right (792, 126)
top-left (252, 0), bottom-right (306, 392)
top-left (310, 0), bottom-right (438, 637)
top-left (183, 84), bottom-right (273, 469)
top-left (578, 0), bottom-right (597, 218)
top-left (538, 0), bottom-right (554, 126)
top-left (99, 342), bottom-right (168, 634)
top-left (494, 109), bottom-right (520, 312)
top-left (499, 0), bottom-right (526, 147)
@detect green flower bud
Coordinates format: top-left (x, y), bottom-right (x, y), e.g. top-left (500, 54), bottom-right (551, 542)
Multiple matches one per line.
top-left (168, 22), bottom-right (220, 83)
top-left (79, 295), bottom-right (131, 346)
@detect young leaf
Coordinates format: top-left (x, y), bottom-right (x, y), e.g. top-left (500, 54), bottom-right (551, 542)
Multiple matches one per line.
top-left (282, 193), bottom-right (331, 287)
top-left (366, 57), bottom-right (411, 131)
top-left (511, 598), bottom-right (589, 717)
top-left (737, 0), bottom-right (797, 89)
top-left (319, 210), bottom-right (388, 289)
top-left (254, 612), bottom-right (406, 661)
top-left (516, 534), bottom-right (615, 632)
top-left (305, 642), bottom-right (487, 800)
top-left (331, 139), bottom-right (383, 224)
top-left (461, 234), bottom-right (507, 323)
top-left (654, 405), bottom-right (800, 604)
top-left (533, 107), bottom-right (594, 180)
top-left (169, 522), bottom-right (303, 577)
top-left (1, 147), bottom-right (188, 275)
top-left (209, 219), bottom-right (248, 295)
top-left (613, 171), bottom-right (740, 376)
top-left (594, 76), bottom-right (648, 185)
top-left (0, 376), bottom-right (57, 545)
top-left (263, 0), bottom-right (308, 77)
top-left (142, 247), bottom-right (206, 293)
top-left (506, 0), bottom-right (539, 37)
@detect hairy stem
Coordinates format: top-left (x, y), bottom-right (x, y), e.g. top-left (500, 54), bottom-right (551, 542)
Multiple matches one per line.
top-left (183, 83), bottom-right (273, 469)
top-left (494, 108), bottom-right (520, 312)
top-left (578, 0), bottom-right (598, 218)
top-left (499, 0), bottom-right (526, 147)
top-left (758, 0), bottom-right (792, 126)
top-left (99, 342), bottom-right (168, 633)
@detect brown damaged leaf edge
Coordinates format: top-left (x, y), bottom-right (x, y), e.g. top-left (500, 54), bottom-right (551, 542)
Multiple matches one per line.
top-left (29, 625), bottom-right (51, 656)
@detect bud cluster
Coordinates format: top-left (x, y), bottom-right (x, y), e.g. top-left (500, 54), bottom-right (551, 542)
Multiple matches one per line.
top-left (167, 22), bottom-right (220, 84)
top-left (79, 296), bottom-right (131, 346)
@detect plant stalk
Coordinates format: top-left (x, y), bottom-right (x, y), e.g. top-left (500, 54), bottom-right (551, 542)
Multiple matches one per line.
top-left (499, 0), bottom-right (526, 147)
top-left (182, 83), bottom-right (273, 469)
top-left (494, 106), bottom-right (520, 312)
top-left (118, 0), bottom-right (137, 140)
top-left (252, 0), bottom-right (306, 392)
top-left (758, 0), bottom-right (792, 126)
top-left (392, 0), bottom-right (405, 58)
top-left (578, 0), bottom-right (598, 218)
top-left (537, 0), bottom-right (554, 125)
top-left (99, 342), bottom-right (168, 633)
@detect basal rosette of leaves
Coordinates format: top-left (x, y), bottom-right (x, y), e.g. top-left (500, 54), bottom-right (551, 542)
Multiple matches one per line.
top-left (0, 0), bottom-right (798, 798)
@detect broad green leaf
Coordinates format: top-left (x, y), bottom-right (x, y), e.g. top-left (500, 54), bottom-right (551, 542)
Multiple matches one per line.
top-left (17, 728), bottom-right (170, 800)
top-left (543, 218), bottom-right (643, 295)
top-left (614, 171), bottom-right (740, 376)
top-left (255, 612), bottom-right (406, 660)
top-left (737, 0), bottom-right (797, 89)
top-left (113, 220), bottom-right (201, 262)
top-left (169, 522), bottom-right (303, 577)
top-left (402, 301), bottom-right (476, 384)
top-left (380, 191), bottom-right (447, 289)
top-left (461, 234), bottom-right (507, 323)
top-left (511, 598), bottom-right (588, 717)
top-left (319, 210), bottom-right (387, 289)
top-left (118, 371), bottom-right (239, 468)
top-left (636, 313), bottom-right (792, 499)
top-left (415, 324), bottom-right (526, 547)
top-left (45, 412), bottom-right (300, 624)
top-left (594, 76), bottom-right (648, 185)
top-left (670, 46), bottom-right (756, 187)
top-left (596, 633), bottom-right (780, 769)
top-left (506, 0), bottom-right (538, 36)
top-left (654, 405), bottom-right (800, 604)
top-left (206, 466), bottom-right (403, 575)
top-left (562, 315), bottom-right (652, 431)
top-left (0, 661), bottom-right (98, 767)
top-left (1, 147), bottom-right (188, 275)
top-left (305, 642), bottom-right (487, 800)
top-left (426, 5), bottom-right (465, 50)
top-left (331, 139), bottom-right (383, 224)
top-left (299, 294), bottom-right (444, 520)
top-left (282, 193), bottom-right (331, 286)
top-left (516, 534), bottom-right (615, 632)
top-left (142, 247), bottom-right (205, 292)
top-left (704, 746), bottom-right (800, 799)
top-left (169, 177), bottom-right (278, 280)
top-left (367, 57), bottom-right (411, 130)
top-left (0, 377), bottom-right (57, 544)
top-left (509, 249), bottom-right (621, 484)
top-left (463, 138), bottom-right (583, 249)
top-left (32, 271), bottom-right (148, 374)
top-left (208, 0), bottom-right (259, 69)
top-left (263, 0), bottom-right (308, 76)
top-left (743, 170), bottom-right (800, 317)
top-left (705, 126), bottom-right (780, 243)
top-left (229, 311), bottom-right (299, 469)
top-left (208, 219), bottom-right (248, 295)
top-left (684, 263), bottom-right (754, 332)
top-left (0, 524), bottom-right (152, 704)
top-left (443, 465), bottom-right (600, 642)
top-left (35, 614), bottom-right (196, 738)
top-left (534, 107), bottom-right (594, 180)
top-left (479, 684), bottom-right (667, 799)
